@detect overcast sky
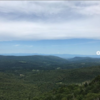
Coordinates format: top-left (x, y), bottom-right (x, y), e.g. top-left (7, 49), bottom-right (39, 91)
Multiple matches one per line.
top-left (0, 1), bottom-right (100, 55)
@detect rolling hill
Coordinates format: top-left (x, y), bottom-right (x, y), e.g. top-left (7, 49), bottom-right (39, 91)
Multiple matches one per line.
top-left (0, 55), bottom-right (100, 100)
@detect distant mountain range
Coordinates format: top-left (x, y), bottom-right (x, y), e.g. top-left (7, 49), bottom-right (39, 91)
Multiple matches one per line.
top-left (53, 54), bottom-right (100, 59)
top-left (0, 55), bottom-right (100, 71)
top-left (0, 53), bottom-right (100, 59)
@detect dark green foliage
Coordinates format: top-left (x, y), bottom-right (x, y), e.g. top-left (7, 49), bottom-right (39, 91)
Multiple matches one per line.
top-left (0, 56), bottom-right (100, 100)
top-left (35, 75), bottom-right (100, 100)
top-left (0, 55), bottom-right (70, 71)
top-left (0, 56), bottom-right (100, 71)
top-left (0, 67), bottom-right (100, 100)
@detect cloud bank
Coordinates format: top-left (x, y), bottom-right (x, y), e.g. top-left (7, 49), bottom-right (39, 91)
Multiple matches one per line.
top-left (0, 1), bottom-right (100, 41)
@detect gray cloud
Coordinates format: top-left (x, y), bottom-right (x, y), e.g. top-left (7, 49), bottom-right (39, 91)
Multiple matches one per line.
top-left (0, 1), bottom-right (100, 41)
top-left (0, 1), bottom-right (100, 21)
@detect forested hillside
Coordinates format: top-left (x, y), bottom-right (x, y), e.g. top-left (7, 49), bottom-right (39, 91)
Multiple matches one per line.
top-left (0, 66), bottom-right (100, 99)
top-left (0, 55), bottom-right (100, 71)
top-left (34, 75), bottom-right (100, 100)
top-left (0, 56), bottom-right (100, 100)
top-left (0, 55), bottom-right (69, 71)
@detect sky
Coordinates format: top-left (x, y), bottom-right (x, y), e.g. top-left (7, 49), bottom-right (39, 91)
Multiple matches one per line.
top-left (0, 1), bottom-right (100, 55)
